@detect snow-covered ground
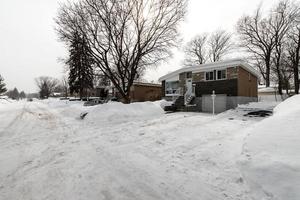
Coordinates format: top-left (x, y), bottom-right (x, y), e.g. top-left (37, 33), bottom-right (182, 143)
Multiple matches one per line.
top-left (0, 97), bottom-right (298, 200)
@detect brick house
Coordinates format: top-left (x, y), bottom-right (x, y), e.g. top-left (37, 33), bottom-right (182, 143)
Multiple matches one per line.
top-left (129, 82), bottom-right (162, 102)
top-left (109, 82), bottom-right (162, 103)
top-left (158, 59), bottom-right (259, 113)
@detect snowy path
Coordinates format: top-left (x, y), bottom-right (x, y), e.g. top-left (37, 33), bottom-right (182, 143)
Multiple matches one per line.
top-left (0, 100), bottom-right (275, 200)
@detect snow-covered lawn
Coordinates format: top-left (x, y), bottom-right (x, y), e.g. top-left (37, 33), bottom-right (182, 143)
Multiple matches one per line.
top-left (0, 97), bottom-right (298, 200)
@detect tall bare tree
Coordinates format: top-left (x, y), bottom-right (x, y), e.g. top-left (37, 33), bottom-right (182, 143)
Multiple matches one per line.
top-left (56, 0), bottom-right (187, 103)
top-left (237, 1), bottom-right (299, 88)
top-left (270, 0), bottom-right (299, 94)
top-left (184, 34), bottom-right (208, 65)
top-left (208, 30), bottom-right (233, 62)
top-left (237, 7), bottom-right (277, 87)
top-left (287, 26), bottom-right (300, 94)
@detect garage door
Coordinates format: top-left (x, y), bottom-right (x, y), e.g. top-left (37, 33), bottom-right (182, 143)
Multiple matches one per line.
top-left (202, 94), bottom-right (227, 113)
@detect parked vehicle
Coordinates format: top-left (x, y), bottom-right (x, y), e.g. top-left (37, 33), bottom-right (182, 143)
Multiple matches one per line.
top-left (83, 98), bottom-right (105, 106)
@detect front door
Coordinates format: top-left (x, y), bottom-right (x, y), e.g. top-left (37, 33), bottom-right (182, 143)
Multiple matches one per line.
top-left (186, 78), bottom-right (193, 94)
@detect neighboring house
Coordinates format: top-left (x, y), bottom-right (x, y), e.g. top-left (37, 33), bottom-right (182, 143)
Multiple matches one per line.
top-left (127, 82), bottom-right (162, 102)
top-left (93, 80), bottom-right (162, 102)
top-left (159, 59), bottom-right (259, 113)
top-left (258, 85), bottom-right (289, 102)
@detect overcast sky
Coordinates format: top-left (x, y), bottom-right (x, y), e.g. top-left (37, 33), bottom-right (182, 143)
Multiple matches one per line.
top-left (0, 0), bottom-right (281, 93)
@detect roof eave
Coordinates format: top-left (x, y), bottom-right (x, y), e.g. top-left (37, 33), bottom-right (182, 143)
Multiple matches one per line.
top-left (158, 59), bottom-right (260, 82)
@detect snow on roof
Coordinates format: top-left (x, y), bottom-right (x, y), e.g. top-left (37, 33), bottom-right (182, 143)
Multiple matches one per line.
top-left (133, 82), bottom-right (161, 87)
top-left (158, 59), bottom-right (260, 82)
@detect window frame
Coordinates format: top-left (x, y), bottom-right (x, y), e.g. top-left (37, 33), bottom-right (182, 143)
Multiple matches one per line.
top-left (165, 81), bottom-right (180, 96)
top-left (205, 71), bottom-right (215, 81)
top-left (216, 69), bottom-right (227, 80)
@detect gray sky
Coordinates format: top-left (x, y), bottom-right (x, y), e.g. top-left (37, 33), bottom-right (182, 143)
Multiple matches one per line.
top-left (0, 0), bottom-right (280, 93)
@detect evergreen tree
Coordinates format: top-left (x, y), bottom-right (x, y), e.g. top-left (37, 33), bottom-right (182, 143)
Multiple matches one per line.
top-left (67, 32), bottom-right (94, 99)
top-left (11, 88), bottom-right (19, 100)
top-left (0, 74), bottom-right (7, 95)
top-left (19, 91), bottom-right (26, 99)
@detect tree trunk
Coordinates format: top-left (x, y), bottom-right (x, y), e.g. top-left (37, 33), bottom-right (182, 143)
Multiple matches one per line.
top-left (276, 63), bottom-right (283, 95)
top-left (278, 75), bottom-right (283, 95)
top-left (122, 95), bottom-right (131, 104)
top-left (265, 64), bottom-right (270, 87)
top-left (79, 88), bottom-right (83, 100)
top-left (294, 65), bottom-right (299, 94)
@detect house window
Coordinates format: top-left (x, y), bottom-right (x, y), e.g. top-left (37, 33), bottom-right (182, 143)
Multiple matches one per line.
top-left (165, 81), bottom-right (179, 95)
top-left (217, 69), bottom-right (226, 80)
top-left (206, 71), bottom-right (214, 81)
top-left (186, 72), bottom-right (192, 79)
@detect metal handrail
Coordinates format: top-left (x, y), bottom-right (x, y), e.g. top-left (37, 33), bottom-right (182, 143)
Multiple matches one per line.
top-left (184, 87), bottom-right (195, 105)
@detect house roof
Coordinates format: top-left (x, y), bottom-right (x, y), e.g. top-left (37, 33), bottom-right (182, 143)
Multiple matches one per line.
top-left (133, 82), bottom-right (162, 88)
top-left (158, 59), bottom-right (260, 82)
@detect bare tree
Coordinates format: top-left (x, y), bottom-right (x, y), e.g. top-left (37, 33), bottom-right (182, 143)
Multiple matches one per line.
top-left (287, 26), bottom-right (300, 94)
top-left (55, 0), bottom-right (187, 103)
top-left (237, 7), bottom-right (277, 87)
top-left (270, 0), bottom-right (299, 94)
top-left (35, 76), bottom-right (59, 99)
top-left (208, 30), bottom-right (233, 62)
top-left (237, 1), bottom-right (299, 88)
top-left (184, 34), bottom-right (208, 65)
top-left (56, 76), bottom-right (70, 98)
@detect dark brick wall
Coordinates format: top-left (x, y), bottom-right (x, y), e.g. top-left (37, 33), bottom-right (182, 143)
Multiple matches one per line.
top-left (130, 85), bottom-right (162, 102)
top-left (162, 80), bottom-right (166, 97)
top-left (194, 79), bottom-right (238, 97)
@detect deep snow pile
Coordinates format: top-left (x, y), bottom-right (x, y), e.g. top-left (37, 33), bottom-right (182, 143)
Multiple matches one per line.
top-left (85, 101), bottom-right (165, 123)
top-left (240, 95), bottom-right (300, 200)
top-left (3, 97), bottom-right (299, 200)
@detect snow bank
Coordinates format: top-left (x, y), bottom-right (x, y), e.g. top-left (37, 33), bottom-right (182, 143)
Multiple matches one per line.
top-left (157, 99), bottom-right (173, 110)
top-left (86, 101), bottom-right (164, 123)
top-left (0, 99), bottom-right (17, 111)
top-left (273, 94), bottom-right (300, 116)
top-left (240, 95), bottom-right (300, 200)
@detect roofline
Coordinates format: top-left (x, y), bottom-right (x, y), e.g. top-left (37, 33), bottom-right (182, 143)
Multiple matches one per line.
top-left (158, 59), bottom-right (260, 82)
top-left (133, 82), bottom-right (162, 87)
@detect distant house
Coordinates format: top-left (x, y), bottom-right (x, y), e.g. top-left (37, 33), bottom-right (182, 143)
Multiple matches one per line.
top-left (129, 82), bottom-right (162, 102)
top-left (258, 85), bottom-right (290, 102)
top-left (91, 81), bottom-right (162, 103)
top-left (159, 59), bottom-right (259, 113)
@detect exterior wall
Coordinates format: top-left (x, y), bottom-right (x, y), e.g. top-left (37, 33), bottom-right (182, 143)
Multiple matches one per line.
top-left (237, 67), bottom-right (258, 97)
top-left (202, 94), bottom-right (227, 113)
top-left (130, 84), bottom-right (162, 102)
top-left (192, 72), bottom-right (205, 82)
top-left (189, 96), bottom-right (258, 113)
top-left (178, 71), bottom-right (193, 94)
top-left (193, 97), bottom-right (202, 112)
top-left (194, 79), bottom-right (238, 97)
top-left (179, 72), bottom-right (187, 93)
top-left (162, 80), bottom-right (166, 97)
top-left (227, 67), bottom-right (238, 79)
